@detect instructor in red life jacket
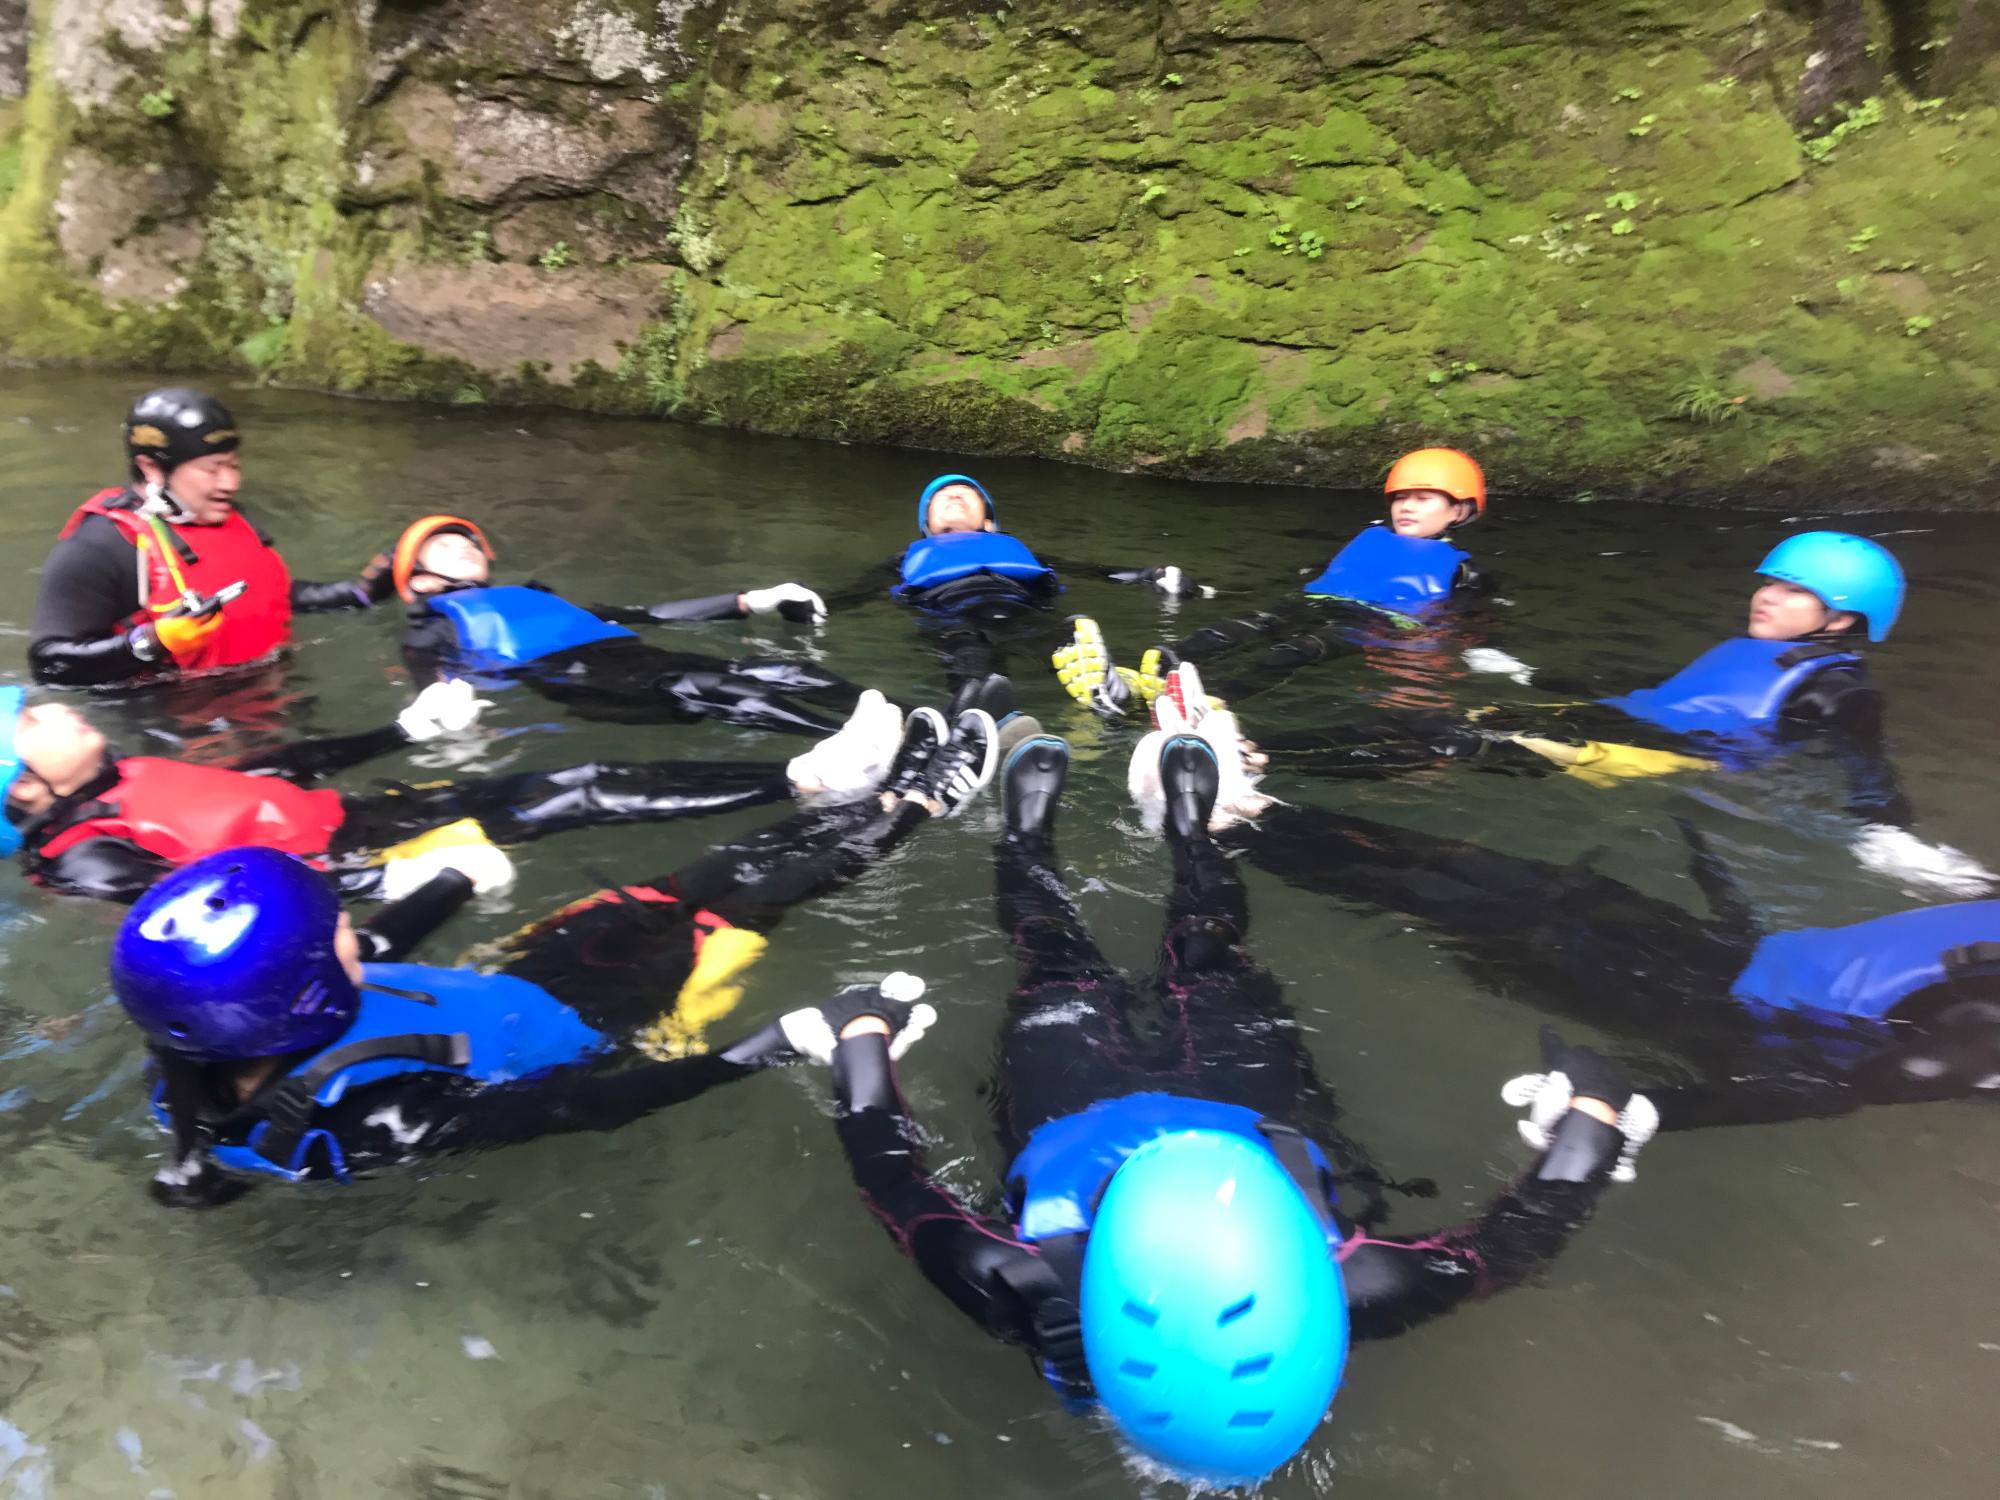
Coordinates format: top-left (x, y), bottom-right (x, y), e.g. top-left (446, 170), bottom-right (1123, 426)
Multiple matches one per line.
top-left (28, 388), bottom-right (392, 687)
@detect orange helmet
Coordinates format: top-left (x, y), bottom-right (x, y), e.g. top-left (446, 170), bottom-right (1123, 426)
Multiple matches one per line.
top-left (391, 515), bottom-right (494, 602)
top-left (1384, 448), bottom-right (1486, 515)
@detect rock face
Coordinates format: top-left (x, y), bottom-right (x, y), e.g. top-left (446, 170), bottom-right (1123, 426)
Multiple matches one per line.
top-left (1, 0), bottom-right (1998, 506)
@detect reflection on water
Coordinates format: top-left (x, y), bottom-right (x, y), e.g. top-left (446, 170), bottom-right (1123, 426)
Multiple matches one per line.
top-left (2, 373), bottom-right (1999, 1498)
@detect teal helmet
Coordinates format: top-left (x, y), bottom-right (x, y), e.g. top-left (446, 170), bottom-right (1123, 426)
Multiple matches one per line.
top-left (0, 686), bottom-right (26, 857)
top-left (1079, 1130), bottom-right (1348, 1485)
top-left (916, 474), bottom-right (994, 535)
top-left (1755, 531), bottom-right (1905, 642)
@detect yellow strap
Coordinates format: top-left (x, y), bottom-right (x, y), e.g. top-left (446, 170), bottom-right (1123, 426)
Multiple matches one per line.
top-left (1511, 734), bottom-right (1717, 786)
top-left (135, 514), bottom-right (195, 606)
top-left (368, 817), bottom-right (494, 867)
top-left (633, 927), bottom-right (769, 1060)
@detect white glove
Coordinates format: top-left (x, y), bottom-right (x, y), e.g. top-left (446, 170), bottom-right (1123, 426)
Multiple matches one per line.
top-left (779, 972), bottom-right (933, 1064)
top-left (398, 679), bottom-right (492, 742)
top-left (1500, 1070), bottom-right (1658, 1183)
top-left (380, 841), bottom-right (516, 900)
top-left (1151, 566), bottom-right (1216, 600)
top-left (1463, 647), bottom-right (1535, 685)
top-left (1852, 824), bottom-right (1995, 899)
top-left (742, 582), bottom-right (828, 623)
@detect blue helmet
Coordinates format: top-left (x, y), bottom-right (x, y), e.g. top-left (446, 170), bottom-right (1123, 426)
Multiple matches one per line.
top-left (111, 848), bottom-right (358, 1061)
top-left (916, 473), bottom-right (994, 535)
top-left (1755, 531), bottom-right (1905, 643)
top-left (0, 686), bottom-right (25, 857)
top-left (1079, 1130), bottom-right (1348, 1485)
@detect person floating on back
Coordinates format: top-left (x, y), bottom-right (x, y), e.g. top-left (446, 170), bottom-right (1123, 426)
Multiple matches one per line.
top-left (1054, 448), bottom-right (1493, 715)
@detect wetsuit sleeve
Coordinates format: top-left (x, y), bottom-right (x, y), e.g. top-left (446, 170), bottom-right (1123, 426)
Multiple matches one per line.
top-left (828, 1033), bottom-right (1046, 1342)
top-left (313, 1048), bottom-right (769, 1166)
top-left (354, 869), bottom-right (475, 960)
top-left (227, 723), bottom-right (413, 780)
top-left (399, 611), bottom-right (456, 684)
top-left (1339, 1110), bottom-right (1623, 1341)
top-left (590, 592), bottom-right (747, 624)
top-left (290, 578), bottom-right (374, 612)
top-left (26, 836), bottom-right (178, 903)
top-left (27, 518), bottom-right (154, 687)
top-left (1780, 667), bottom-right (1912, 827)
top-left (1653, 982), bottom-right (2000, 1129)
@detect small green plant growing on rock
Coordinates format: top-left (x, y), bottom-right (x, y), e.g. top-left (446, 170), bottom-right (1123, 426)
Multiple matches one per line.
top-left (539, 241), bottom-right (574, 271)
top-left (139, 87), bottom-right (177, 121)
top-left (1610, 218), bottom-right (1636, 236)
top-left (1267, 222), bottom-right (1292, 251)
top-left (1138, 181), bottom-right (1167, 205)
top-left (1426, 360), bottom-right (1481, 385)
top-left (1803, 96), bottom-right (1883, 162)
top-left (1614, 86), bottom-right (1643, 101)
top-left (1298, 229), bottom-right (1325, 260)
top-left (1669, 383), bottom-right (1745, 424)
top-left (1845, 225), bottom-right (1878, 254)
top-left (1163, 72), bottom-right (1183, 86)
top-left (1904, 315), bottom-right (1934, 337)
top-left (1604, 191), bottom-right (1639, 211)
top-left (1628, 114), bottom-right (1657, 138)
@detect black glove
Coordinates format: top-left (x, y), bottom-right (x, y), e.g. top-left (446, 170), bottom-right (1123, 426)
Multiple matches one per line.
top-left (150, 1152), bottom-right (252, 1209)
top-left (1538, 1025), bottom-right (1632, 1113)
top-left (355, 543), bottom-right (397, 604)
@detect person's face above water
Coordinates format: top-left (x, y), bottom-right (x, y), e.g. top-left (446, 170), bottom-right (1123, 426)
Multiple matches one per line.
top-left (1747, 578), bottom-right (1858, 640)
top-left (6, 703), bottom-right (110, 812)
top-left (413, 531), bottom-right (492, 592)
top-left (139, 452), bottom-right (242, 525)
top-left (1386, 489), bottom-right (1470, 538)
top-left (925, 484), bottom-right (994, 535)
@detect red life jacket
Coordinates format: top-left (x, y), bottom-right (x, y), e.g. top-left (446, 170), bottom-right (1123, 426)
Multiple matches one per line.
top-left (59, 489), bottom-right (294, 671)
top-left (34, 758), bottom-right (347, 868)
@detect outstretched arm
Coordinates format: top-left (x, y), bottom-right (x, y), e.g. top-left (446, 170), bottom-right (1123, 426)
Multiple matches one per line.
top-left (1342, 1032), bottom-right (1635, 1341)
top-left (227, 680), bottom-right (487, 781)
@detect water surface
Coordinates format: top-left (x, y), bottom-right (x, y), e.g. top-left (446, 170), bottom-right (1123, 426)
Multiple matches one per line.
top-left (2, 373), bottom-right (1997, 1499)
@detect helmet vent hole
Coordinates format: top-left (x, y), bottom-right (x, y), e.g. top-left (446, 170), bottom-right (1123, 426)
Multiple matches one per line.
top-left (206, 896), bottom-right (228, 911)
top-left (1119, 1359), bottom-right (1157, 1380)
top-left (1217, 1295), bottom-right (1256, 1327)
top-left (1231, 1356), bottom-right (1273, 1380)
top-left (1229, 1411), bottom-right (1274, 1429)
top-left (1121, 1301), bottom-right (1159, 1328)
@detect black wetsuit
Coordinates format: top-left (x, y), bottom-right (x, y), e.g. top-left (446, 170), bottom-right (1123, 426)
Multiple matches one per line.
top-left (828, 797), bottom-right (1625, 1371)
top-left (12, 719), bottom-right (800, 903)
top-left (28, 498), bottom-right (381, 687)
top-left (402, 585), bottom-right (861, 736)
top-left (152, 796), bottom-right (937, 1205)
top-left (1233, 803), bottom-right (1998, 1128)
top-left (1256, 647), bottom-right (1912, 827)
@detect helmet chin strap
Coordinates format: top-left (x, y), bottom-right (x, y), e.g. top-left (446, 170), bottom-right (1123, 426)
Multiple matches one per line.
top-left (140, 477), bottom-right (197, 525)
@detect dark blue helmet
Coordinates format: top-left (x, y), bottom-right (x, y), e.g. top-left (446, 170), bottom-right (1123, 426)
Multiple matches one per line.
top-left (112, 848), bottom-right (357, 1061)
top-left (916, 473), bottom-right (994, 535)
top-left (1079, 1130), bottom-right (1349, 1484)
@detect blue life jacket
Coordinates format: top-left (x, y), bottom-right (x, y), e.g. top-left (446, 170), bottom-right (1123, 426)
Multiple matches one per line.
top-left (1601, 638), bottom-right (1859, 753)
top-left (159, 964), bottom-right (612, 1183)
top-left (893, 530), bottom-right (1057, 597)
top-left (1732, 901), bottom-right (2000, 1025)
top-left (1002, 1092), bottom-right (1340, 1403)
top-left (429, 585), bottom-right (635, 672)
top-left (1302, 525), bottom-right (1468, 613)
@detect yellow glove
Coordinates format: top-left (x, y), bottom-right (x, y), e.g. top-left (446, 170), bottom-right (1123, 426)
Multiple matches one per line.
top-left (150, 609), bottom-right (224, 665)
top-left (1510, 735), bottom-right (1717, 787)
top-left (634, 927), bottom-right (770, 1060)
top-left (1052, 619), bottom-right (1165, 715)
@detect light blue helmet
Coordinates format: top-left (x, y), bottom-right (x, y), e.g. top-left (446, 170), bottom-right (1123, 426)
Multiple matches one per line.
top-left (1755, 531), bottom-right (1906, 643)
top-left (916, 473), bottom-right (994, 535)
top-left (0, 686), bottom-right (26, 857)
top-left (1079, 1130), bottom-right (1348, 1485)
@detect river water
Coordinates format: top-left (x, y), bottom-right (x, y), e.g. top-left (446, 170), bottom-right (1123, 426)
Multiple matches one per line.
top-left (1, 371), bottom-right (1996, 1499)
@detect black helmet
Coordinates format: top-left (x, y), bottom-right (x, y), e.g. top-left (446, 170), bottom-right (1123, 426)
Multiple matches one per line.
top-left (124, 387), bottom-right (240, 480)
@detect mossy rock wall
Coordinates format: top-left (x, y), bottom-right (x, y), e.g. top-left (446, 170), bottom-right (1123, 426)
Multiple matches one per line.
top-left (1, 0), bottom-right (1997, 507)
